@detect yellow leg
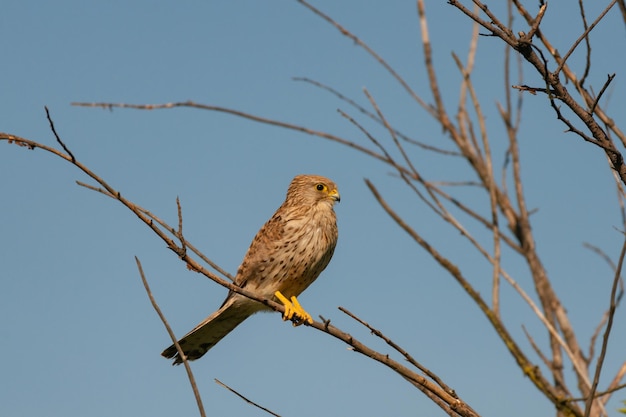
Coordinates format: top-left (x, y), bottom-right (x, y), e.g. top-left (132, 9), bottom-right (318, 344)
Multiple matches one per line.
top-left (274, 291), bottom-right (313, 326)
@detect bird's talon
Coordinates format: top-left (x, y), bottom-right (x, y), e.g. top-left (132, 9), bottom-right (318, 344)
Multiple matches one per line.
top-left (275, 291), bottom-right (313, 326)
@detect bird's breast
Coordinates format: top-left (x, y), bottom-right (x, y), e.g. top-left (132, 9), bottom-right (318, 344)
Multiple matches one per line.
top-left (246, 208), bottom-right (337, 298)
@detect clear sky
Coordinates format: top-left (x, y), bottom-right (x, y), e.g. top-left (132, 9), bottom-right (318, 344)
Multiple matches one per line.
top-left (2, 1), bottom-right (625, 416)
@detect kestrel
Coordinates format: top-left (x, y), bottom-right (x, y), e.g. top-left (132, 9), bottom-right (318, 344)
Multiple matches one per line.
top-left (162, 174), bottom-right (340, 364)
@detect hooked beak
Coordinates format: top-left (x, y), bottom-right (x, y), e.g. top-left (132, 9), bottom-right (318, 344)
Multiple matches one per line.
top-left (328, 188), bottom-right (341, 203)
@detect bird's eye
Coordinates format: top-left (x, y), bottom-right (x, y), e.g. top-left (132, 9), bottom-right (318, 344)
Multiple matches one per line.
top-left (316, 183), bottom-right (326, 191)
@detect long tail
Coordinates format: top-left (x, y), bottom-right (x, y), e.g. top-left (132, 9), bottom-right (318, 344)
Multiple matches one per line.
top-left (161, 295), bottom-right (256, 365)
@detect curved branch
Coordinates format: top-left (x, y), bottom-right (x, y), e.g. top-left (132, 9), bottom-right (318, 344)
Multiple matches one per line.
top-left (365, 178), bottom-right (584, 417)
top-left (1, 130), bottom-right (481, 417)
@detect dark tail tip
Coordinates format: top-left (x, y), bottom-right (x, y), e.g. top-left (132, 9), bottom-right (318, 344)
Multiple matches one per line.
top-left (161, 342), bottom-right (211, 365)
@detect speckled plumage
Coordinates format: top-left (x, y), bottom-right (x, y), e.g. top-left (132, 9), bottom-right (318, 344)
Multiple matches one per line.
top-left (162, 174), bottom-right (340, 364)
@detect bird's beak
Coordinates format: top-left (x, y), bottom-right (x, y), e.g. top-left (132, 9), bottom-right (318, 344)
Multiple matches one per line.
top-left (328, 189), bottom-right (341, 203)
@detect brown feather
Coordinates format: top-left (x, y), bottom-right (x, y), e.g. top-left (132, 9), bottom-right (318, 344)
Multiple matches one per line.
top-left (162, 174), bottom-right (339, 364)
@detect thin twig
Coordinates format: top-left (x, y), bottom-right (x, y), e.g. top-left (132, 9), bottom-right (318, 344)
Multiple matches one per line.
top-left (451, 48), bottom-right (502, 316)
top-left (135, 257), bottom-right (206, 417)
top-left (294, 77), bottom-right (457, 155)
top-left (522, 326), bottom-right (551, 370)
top-left (589, 74), bottom-right (616, 115)
top-left (363, 88), bottom-right (419, 179)
top-left (583, 237), bottom-right (626, 417)
top-left (75, 180), bottom-right (234, 280)
top-left (523, 3), bottom-right (547, 43)
top-left (583, 242), bottom-right (624, 363)
top-left (577, 0), bottom-right (592, 87)
top-left (45, 106), bottom-right (75, 162)
top-left (295, 0), bottom-right (432, 114)
top-left (447, 0), bottom-right (516, 48)
top-left (175, 197), bottom-right (188, 260)
top-left (602, 363), bottom-right (626, 406)
top-left (417, 0), bottom-right (453, 131)
top-left (71, 100), bottom-right (401, 173)
top-left (554, 0), bottom-right (617, 76)
top-left (522, 325), bottom-right (571, 399)
top-left (338, 306), bottom-right (457, 398)
top-left (215, 379), bottom-right (282, 417)
top-left (568, 382), bottom-right (626, 402)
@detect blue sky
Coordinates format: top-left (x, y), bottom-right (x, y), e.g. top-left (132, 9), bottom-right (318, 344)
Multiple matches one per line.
top-left (2, 1), bottom-right (625, 416)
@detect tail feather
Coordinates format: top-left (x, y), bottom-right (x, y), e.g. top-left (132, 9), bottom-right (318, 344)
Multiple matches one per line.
top-left (161, 296), bottom-right (256, 365)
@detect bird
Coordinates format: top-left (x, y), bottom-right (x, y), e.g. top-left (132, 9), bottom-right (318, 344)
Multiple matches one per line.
top-left (161, 174), bottom-right (340, 364)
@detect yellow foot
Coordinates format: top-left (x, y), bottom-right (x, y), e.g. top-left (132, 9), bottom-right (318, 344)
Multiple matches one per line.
top-left (274, 291), bottom-right (313, 326)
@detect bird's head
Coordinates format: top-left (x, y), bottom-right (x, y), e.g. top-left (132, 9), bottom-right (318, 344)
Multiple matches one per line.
top-left (286, 174), bottom-right (340, 208)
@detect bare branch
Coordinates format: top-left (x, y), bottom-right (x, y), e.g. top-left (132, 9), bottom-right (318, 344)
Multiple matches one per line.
top-left (449, 0), bottom-right (626, 187)
top-left (417, 0), bottom-right (450, 128)
top-left (294, 77), bottom-right (456, 155)
top-left (568, 382), bottom-right (626, 402)
top-left (523, 3), bottom-right (547, 43)
top-left (0, 132), bottom-right (292, 319)
top-left (175, 197), bottom-right (187, 259)
top-left (522, 325), bottom-right (572, 399)
top-left (583, 242), bottom-right (624, 365)
top-left (9, 4), bottom-right (624, 416)
top-left (135, 257), bottom-right (206, 417)
top-left (511, 0), bottom-right (626, 147)
top-left (554, 0), bottom-right (617, 76)
top-left (589, 74), bottom-right (616, 115)
top-left (45, 106), bottom-right (75, 163)
top-left (338, 306), bottom-right (457, 398)
top-left (364, 178), bottom-right (582, 417)
top-left (602, 363), bottom-right (626, 405)
top-left (584, 237), bottom-right (626, 416)
top-left (71, 100), bottom-right (402, 173)
top-left (577, 0), bottom-right (592, 87)
top-left (75, 180), bottom-right (235, 281)
top-left (2, 130), bottom-right (483, 417)
top-left (447, 0), bottom-right (516, 48)
top-left (295, 0), bottom-right (433, 114)
top-left (451, 49), bottom-right (502, 315)
top-left (363, 88), bottom-right (419, 179)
